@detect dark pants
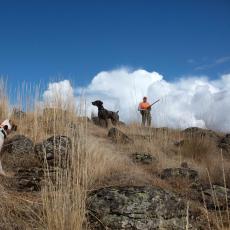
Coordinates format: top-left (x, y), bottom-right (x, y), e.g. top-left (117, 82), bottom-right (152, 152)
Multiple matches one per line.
top-left (141, 110), bottom-right (151, 127)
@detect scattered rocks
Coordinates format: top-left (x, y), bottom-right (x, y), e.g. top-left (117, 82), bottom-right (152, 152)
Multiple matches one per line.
top-left (131, 152), bottom-right (157, 164)
top-left (88, 186), bottom-right (190, 229)
top-left (2, 135), bottom-right (34, 155)
top-left (15, 167), bottom-right (44, 192)
top-left (34, 135), bottom-right (72, 167)
top-left (108, 128), bottom-right (133, 144)
top-left (160, 167), bottom-right (199, 182)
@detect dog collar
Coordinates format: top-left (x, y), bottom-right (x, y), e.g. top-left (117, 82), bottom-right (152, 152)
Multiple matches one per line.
top-left (0, 128), bottom-right (7, 139)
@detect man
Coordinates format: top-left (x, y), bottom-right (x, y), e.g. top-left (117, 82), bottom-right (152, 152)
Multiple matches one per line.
top-left (138, 96), bottom-right (151, 127)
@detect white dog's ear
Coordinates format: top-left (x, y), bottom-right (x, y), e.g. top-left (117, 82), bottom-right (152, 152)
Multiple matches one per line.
top-left (3, 125), bottom-right (8, 130)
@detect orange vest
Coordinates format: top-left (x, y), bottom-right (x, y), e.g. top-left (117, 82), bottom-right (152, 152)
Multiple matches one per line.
top-left (139, 102), bottom-right (150, 110)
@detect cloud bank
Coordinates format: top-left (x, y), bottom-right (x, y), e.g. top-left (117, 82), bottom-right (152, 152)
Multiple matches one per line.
top-left (43, 69), bottom-right (230, 132)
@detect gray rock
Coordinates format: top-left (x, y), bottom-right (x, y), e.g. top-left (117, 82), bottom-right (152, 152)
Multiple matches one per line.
top-left (160, 168), bottom-right (199, 182)
top-left (12, 108), bottom-right (26, 119)
top-left (15, 167), bottom-right (44, 192)
top-left (92, 116), bottom-right (125, 128)
top-left (88, 186), bottom-right (192, 229)
top-left (203, 185), bottom-right (230, 210)
top-left (131, 152), bottom-right (157, 164)
top-left (2, 135), bottom-right (34, 155)
top-left (218, 134), bottom-right (230, 153)
top-left (34, 135), bottom-right (72, 167)
top-left (108, 128), bottom-right (133, 144)
top-left (183, 127), bottom-right (221, 142)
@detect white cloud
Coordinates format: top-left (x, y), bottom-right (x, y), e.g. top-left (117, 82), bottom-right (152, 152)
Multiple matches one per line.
top-left (43, 70), bottom-right (230, 132)
top-left (43, 80), bottom-right (75, 109)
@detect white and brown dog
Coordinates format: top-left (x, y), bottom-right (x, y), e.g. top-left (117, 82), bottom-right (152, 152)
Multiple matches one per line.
top-left (0, 119), bottom-right (17, 176)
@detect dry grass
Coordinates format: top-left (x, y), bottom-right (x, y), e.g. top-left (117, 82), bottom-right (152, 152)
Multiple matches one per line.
top-left (0, 79), bottom-right (229, 229)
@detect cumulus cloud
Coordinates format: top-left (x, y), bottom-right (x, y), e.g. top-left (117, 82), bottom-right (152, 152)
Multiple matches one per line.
top-left (43, 80), bottom-right (75, 109)
top-left (43, 69), bottom-right (230, 132)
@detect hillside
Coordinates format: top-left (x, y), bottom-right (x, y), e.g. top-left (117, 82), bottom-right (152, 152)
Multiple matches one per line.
top-left (0, 108), bottom-right (230, 229)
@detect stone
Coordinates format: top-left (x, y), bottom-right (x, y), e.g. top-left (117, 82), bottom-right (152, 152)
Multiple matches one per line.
top-left (108, 128), bottom-right (133, 144)
top-left (34, 135), bottom-right (72, 167)
top-left (183, 127), bottom-right (221, 142)
top-left (2, 135), bottom-right (34, 155)
top-left (160, 168), bottom-right (199, 182)
top-left (15, 167), bottom-right (44, 192)
top-left (131, 152), bottom-right (157, 164)
top-left (203, 185), bottom-right (230, 210)
top-left (88, 186), bottom-right (195, 229)
top-left (12, 108), bottom-right (26, 119)
top-left (218, 134), bottom-right (230, 153)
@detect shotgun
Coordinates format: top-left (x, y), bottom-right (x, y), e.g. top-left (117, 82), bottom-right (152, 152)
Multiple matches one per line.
top-left (138, 99), bottom-right (160, 111)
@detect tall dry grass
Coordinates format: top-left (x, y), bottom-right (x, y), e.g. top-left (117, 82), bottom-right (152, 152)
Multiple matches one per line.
top-left (0, 78), bottom-right (230, 229)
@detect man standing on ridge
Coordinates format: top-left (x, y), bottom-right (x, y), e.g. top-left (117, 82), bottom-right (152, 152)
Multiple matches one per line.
top-left (138, 96), bottom-right (152, 127)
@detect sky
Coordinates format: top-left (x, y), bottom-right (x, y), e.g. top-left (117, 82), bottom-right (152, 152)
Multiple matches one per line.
top-left (0, 0), bottom-right (230, 86)
top-left (0, 0), bottom-right (230, 131)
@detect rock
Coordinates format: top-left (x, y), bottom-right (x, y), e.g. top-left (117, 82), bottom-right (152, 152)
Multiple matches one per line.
top-left (2, 135), bottom-right (34, 155)
top-left (108, 128), bottom-right (133, 144)
top-left (92, 116), bottom-right (125, 128)
top-left (15, 167), bottom-right (44, 192)
top-left (131, 152), bottom-right (157, 164)
top-left (160, 167), bottom-right (199, 182)
top-left (218, 134), bottom-right (230, 153)
top-left (183, 127), bottom-right (221, 142)
top-left (203, 185), bottom-right (230, 210)
top-left (180, 162), bottom-right (189, 168)
top-left (12, 108), bottom-right (26, 119)
top-left (34, 135), bottom-right (72, 167)
top-left (88, 186), bottom-right (193, 229)
top-left (174, 139), bottom-right (185, 147)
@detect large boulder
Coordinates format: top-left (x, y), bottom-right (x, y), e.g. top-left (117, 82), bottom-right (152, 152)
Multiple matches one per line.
top-left (108, 128), bottom-right (133, 144)
top-left (88, 186), bottom-right (197, 229)
top-left (34, 135), bottom-right (72, 167)
top-left (2, 135), bottom-right (34, 155)
top-left (15, 167), bottom-right (44, 192)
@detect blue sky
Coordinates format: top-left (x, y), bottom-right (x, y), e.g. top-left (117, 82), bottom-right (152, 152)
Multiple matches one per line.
top-left (0, 0), bottom-right (230, 89)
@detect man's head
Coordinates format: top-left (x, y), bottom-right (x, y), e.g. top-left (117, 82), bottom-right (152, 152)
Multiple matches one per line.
top-left (143, 96), bottom-right (147, 102)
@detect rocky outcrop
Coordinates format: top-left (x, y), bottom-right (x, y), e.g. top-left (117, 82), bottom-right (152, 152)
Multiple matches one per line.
top-left (2, 135), bottom-right (34, 155)
top-left (15, 167), bottom-right (44, 192)
top-left (88, 186), bottom-right (195, 229)
top-left (12, 108), bottom-right (26, 119)
top-left (160, 167), bottom-right (199, 182)
top-left (108, 128), bottom-right (133, 144)
top-left (218, 134), bottom-right (230, 154)
top-left (203, 185), bottom-right (230, 210)
top-left (92, 116), bottom-right (125, 128)
top-left (183, 127), bottom-right (221, 142)
top-left (131, 152), bottom-right (157, 164)
top-left (34, 135), bottom-right (72, 167)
